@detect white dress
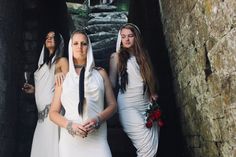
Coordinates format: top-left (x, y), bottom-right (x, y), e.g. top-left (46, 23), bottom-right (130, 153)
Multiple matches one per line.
top-left (117, 56), bottom-right (159, 157)
top-left (30, 63), bottom-right (59, 157)
top-left (59, 69), bottom-right (112, 157)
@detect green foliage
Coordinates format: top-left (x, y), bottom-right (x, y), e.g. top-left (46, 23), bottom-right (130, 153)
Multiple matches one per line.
top-left (67, 6), bottom-right (89, 18)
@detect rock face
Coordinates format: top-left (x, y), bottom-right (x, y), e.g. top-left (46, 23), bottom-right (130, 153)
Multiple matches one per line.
top-left (159, 0), bottom-right (236, 157)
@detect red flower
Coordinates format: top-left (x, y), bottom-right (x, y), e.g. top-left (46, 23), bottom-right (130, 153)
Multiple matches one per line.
top-left (149, 113), bottom-right (156, 120)
top-left (157, 119), bottom-right (164, 127)
top-left (153, 109), bottom-right (161, 120)
top-left (146, 119), bottom-right (153, 128)
top-left (145, 101), bottom-right (164, 128)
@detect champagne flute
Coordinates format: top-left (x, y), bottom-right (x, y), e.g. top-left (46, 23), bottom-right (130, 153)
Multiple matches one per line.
top-left (24, 71), bottom-right (31, 84)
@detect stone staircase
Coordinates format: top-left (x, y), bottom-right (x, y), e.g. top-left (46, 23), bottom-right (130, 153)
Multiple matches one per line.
top-left (87, 4), bottom-right (127, 71)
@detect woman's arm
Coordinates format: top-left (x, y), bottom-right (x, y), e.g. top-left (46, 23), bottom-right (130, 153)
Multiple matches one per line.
top-left (49, 85), bottom-right (67, 128)
top-left (109, 52), bottom-right (119, 89)
top-left (98, 68), bottom-right (117, 122)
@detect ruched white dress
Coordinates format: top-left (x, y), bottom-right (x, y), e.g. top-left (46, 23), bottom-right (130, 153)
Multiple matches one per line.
top-left (58, 38), bottom-right (112, 157)
top-left (30, 63), bottom-right (59, 157)
top-left (117, 56), bottom-right (159, 157)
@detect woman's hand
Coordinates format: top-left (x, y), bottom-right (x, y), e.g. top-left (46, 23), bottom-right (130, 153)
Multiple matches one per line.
top-left (74, 123), bottom-right (88, 138)
top-left (55, 72), bottom-right (65, 86)
top-left (67, 121), bottom-right (88, 138)
top-left (22, 83), bottom-right (35, 94)
top-left (150, 94), bottom-right (158, 102)
top-left (83, 116), bottom-right (100, 134)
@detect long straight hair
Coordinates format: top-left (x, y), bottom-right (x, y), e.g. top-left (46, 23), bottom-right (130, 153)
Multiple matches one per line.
top-left (118, 24), bottom-right (157, 96)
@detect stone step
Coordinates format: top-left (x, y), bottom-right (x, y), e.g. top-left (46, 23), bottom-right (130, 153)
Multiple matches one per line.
top-left (89, 32), bottom-right (116, 42)
top-left (92, 36), bottom-right (117, 49)
top-left (86, 23), bottom-right (122, 34)
top-left (89, 4), bottom-right (117, 13)
top-left (88, 11), bottom-right (127, 25)
top-left (89, 11), bottom-right (127, 19)
top-left (88, 17), bottom-right (127, 25)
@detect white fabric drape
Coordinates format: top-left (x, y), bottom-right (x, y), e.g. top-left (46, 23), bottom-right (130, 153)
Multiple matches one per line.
top-left (31, 54), bottom-right (59, 157)
top-left (117, 56), bottom-right (159, 157)
top-left (59, 33), bottom-right (112, 157)
top-left (116, 24), bottom-right (159, 157)
top-left (31, 33), bottom-right (64, 157)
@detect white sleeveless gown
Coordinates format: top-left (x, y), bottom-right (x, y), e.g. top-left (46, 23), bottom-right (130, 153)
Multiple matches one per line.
top-left (59, 69), bottom-right (112, 157)
top-left (30, 63), bottom-right (59, 157)
top-left (117, 56), bottom-right (159, 157)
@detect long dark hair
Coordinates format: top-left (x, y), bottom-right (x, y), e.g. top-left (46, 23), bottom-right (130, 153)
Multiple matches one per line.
top-left (40, 31), bottom-right (64, 68)
top-left (70, 30), bottom-right (88, 116)
top-left (118, 24), bottom-right (157, 96)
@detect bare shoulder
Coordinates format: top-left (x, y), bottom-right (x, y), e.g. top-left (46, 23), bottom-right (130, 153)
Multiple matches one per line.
top-left (94, 67), bottom-right (108, 79)
top-left (55, 57), bottom-right (69, 74)
top-left (110, 52), bottom-right (118, 59)
top-left (56, 57), bottom-right (68, 65)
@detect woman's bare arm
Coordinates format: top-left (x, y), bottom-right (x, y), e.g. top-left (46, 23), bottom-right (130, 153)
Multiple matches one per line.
top-left (109, 52), bottom-right (119, 89)
top-left (49, 84), bottom-right (68, 128)
top-left (98, 68), bottom-right (117, 122)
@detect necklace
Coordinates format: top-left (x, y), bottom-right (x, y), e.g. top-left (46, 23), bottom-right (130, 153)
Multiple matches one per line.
top-left (74, 64), bottom-right (85, 68)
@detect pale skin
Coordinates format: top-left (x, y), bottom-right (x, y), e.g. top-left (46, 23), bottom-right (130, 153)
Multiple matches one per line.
top-left (49, 33), bottom-right (117, 137)
top-left (22, 31), bottom-right (69, 93)
top-left (109, 28), bottom-right (158, 101)
top-left (54, 57), bottom-right (69, 86)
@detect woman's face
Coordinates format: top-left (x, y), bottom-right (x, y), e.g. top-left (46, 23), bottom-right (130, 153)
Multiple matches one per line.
top-left (72, 33), bottom-right (88, 61)
top-left (45, 32), bottom-right (56, 50)
top-left (120, 28), bottom-right (135, 49)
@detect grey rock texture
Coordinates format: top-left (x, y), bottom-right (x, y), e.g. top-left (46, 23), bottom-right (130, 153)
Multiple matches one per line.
top-left (159, 0), bottom-right (236, 156)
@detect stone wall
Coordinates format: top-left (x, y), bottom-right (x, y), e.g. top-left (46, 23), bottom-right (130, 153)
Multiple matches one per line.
top-left (0, 0), bottom-right (23, 156)
top-left (159, 0), bottom-right (236, 156)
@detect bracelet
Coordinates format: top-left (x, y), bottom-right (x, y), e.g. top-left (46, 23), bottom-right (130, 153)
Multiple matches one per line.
top-left (94, 115), bottom-right (101, 129)
top-left (66, 121), bottom-right (76, 136)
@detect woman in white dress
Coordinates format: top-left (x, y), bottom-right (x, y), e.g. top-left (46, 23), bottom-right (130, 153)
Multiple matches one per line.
top-left (22, 31), bottom-right (69, 157)
top-left (49, 30), bottom-right (117, 157)
top-left (109, 23), bottom-right (159, 157)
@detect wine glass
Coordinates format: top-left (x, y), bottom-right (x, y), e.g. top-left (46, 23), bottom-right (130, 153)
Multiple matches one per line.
top-left (24, 71), bottom-right (31, 84)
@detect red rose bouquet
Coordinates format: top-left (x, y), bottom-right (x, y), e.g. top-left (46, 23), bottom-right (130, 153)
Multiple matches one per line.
top-left (145, 100), bottom-right (164, 128)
